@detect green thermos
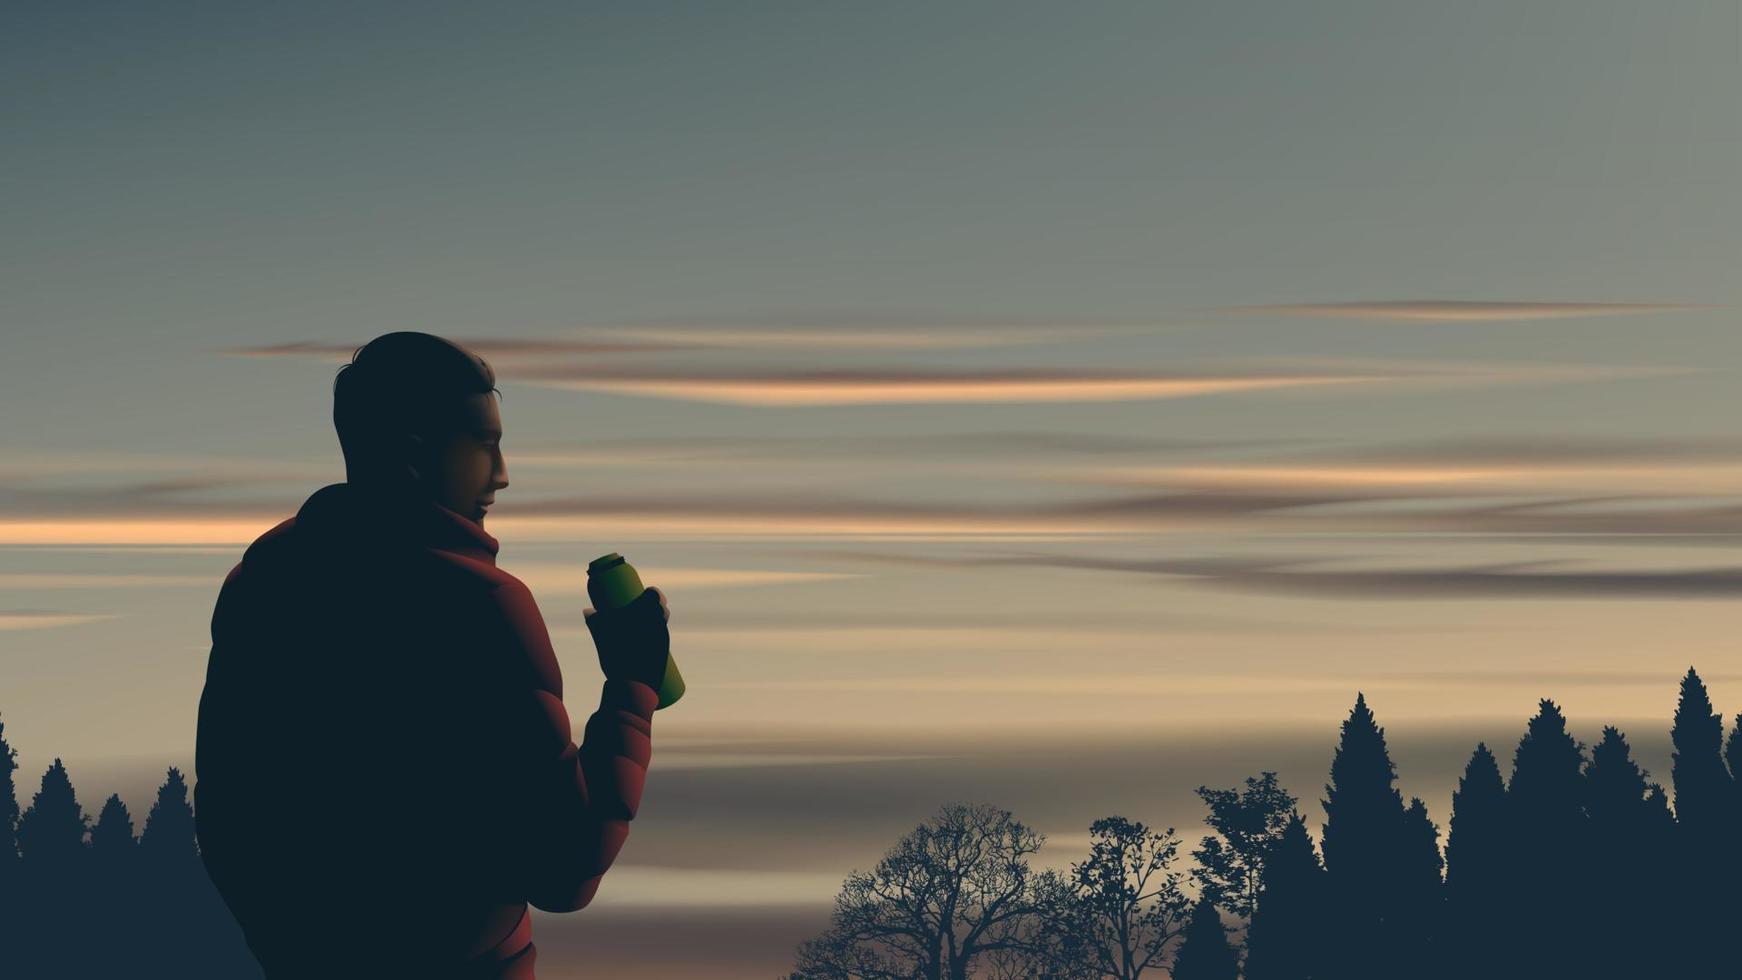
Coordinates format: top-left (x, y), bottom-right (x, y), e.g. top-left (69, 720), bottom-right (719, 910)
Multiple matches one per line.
top-left (586, 552), bottom-right (685, 710)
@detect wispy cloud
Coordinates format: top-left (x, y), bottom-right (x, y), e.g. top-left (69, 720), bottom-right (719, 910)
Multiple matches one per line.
top-left (708, 668), bottom-right (1742, 694)
top-left (0, 610), bottom-right (123, 630)
top-left (818, 549), bottom-right (1742, 601)
top-left (587, 865), bottom-right (864, 908)
top-left (501, 432), bottom-right (1285, 470)
top-left (509, 563), bottom-right (863, 598)
top-left (0, 450), bottom-right (330, 481)
top-left (218, 338), bottom-right (687, 361)
top-left (1213, 301), bottom-right (1712, 322)
top-left (12, 483), bottom-right (1742, 545)
top-left (506, 366), bottom-right (1391, 406)
top-left (583, 324), bottom-right (1139, 350)
top-left (0, 573), bottom-right (211, 589)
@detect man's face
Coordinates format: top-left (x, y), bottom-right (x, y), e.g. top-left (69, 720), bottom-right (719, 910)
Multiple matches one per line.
top-left (421, 392), bottom-right (509, 525)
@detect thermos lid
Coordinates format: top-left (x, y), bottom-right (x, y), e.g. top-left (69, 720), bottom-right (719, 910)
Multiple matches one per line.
top-left (588, 552), bottom-right (626, 573)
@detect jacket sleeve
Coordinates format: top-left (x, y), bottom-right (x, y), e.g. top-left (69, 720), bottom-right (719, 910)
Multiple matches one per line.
top-left (479, 577), bottom-right (658, 913)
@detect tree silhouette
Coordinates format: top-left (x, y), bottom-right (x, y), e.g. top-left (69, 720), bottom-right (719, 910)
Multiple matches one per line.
top-left (1192, 771), bottom-right (1297, 922)
top-left (0, 714), bottom-right (18, 889)
top-left (88, 792), bottom-right (143, 976)
top-left (1319, 693), bottom-right (1408, 980)
top-left (90, 793), bottom-right (138, 862)
top-left (1727, 712), bottom-right (1742, 791)
top-left (1443, 743), bottom-right (1509, 979)
top-left (1241, 812), bottom-right (1325, 980)
top-left (1584, 726), bottom-right (1673, 979)
top-left (12, 758), bottom-right (93, 974)
top-left (1392, 798), bottom-right (1443, 977)
top-left (976, 869), bottom-right (1099, 980)
top-left (1505, 699), bottom-right (1589, 978)
top-left (1669, 669), bottom-right (1735, 974)
top-left (16, 758), bottom-right (88, 868)
top-left (1169, 894), bottom-right (1237, 980)
top-left (787, 802), bottom-right (1059, 980)
top-left (1063, 815), bottom-right (1192, 980)
top-left (1670, 668), bottom-right (1734, 835)
top-left (0, 713), bottom-right (18, 945)
top-left (1444, 744), bottom-right (1506, 898)
top-left (140, 766), bottom-right (198, 866)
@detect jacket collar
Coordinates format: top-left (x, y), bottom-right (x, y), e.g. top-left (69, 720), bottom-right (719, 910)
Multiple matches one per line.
top-left (294, 482), bottom-right (500, 565)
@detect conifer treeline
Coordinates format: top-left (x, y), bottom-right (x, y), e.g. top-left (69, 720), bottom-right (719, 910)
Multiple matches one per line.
top-left (1253, 666), bottom-right (1740, 980)
top-left (0, 715), bottom-right (260, 977)
top-left (789, 666), bottom-right (1742, 979)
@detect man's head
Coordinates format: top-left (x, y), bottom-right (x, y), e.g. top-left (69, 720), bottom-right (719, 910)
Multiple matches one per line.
top-left (333, 332), bottom-right (509, 525)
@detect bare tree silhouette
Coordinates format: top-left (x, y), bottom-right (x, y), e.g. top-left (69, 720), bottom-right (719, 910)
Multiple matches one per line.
top-left (785, 802), bottom-right (1065, 980)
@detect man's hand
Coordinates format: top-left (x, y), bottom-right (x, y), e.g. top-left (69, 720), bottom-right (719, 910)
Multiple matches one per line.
top-left (583, 587), bottom-right (670, 691)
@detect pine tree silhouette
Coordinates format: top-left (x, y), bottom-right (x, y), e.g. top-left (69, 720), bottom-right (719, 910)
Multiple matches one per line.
top-left (1584, 727), bottom-right (1673, 980)
top-left (1395, 798), bottom-right (1443, 978)
top-left (0, 713), bottom-right (18, 884)
top-left (134, 765), bottom-right (253, 973)
top-left (1320, 693), bottom-right (1408, 980)
top-left (1668, 668), bottom-right (1735, 974)
top-left (1445, 744), bottom-right (1506, 898)
top-left (16, 758), bottom-right (89, 868)
top-left (1242, 813), bottom-right (1325, 980)
top-left (1170, 894), bottom-right (1238, 980)
top-left (90, 793), bottom-right (137, 861)
top-left (0, 713), bottom-right (19, 949)
top-left (1670, 668), bottom-right (1734, 835)
top-left (12, 758), bottom-right (93, 974)
top-left (0, 734), bottom-right (263, 979)
top-left (1726, 712), bottom-right (1742, 797)
top-left (89, 792), bottom-right (143, 976)
top-left (140, 766), bottom-right (197, 865)
top-left (1507, 699), bottom-right (1589, 977)
top-left (1444, 743), bottom-right (1511, 979)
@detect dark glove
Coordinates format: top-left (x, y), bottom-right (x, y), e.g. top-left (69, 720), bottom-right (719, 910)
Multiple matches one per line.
top-left (584, 587), bottom-right (670, 691)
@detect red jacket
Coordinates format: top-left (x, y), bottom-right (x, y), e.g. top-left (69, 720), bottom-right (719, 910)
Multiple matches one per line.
top-left (194, 482), bottom-right (657, 978)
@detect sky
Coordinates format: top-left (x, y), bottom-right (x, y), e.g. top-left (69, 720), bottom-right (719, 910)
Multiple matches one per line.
top-left (3, 1), bottom-right (1740, 976)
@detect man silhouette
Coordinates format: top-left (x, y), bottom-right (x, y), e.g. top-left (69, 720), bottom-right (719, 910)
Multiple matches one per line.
top-left (195, 332), bottom-right (671, 978)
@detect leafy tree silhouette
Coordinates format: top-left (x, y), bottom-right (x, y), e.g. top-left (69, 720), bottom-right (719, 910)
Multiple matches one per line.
top-left (1192, 771), bottom-right (1296, 923)
top-left (1669, 668), bottom-right (1735, 974)
top-left (1241, 812), bottom-right (1325, 980)
top-left (782, 669), bottom-right (1742, 980)
top-left (1064, 815), bottom-right (1191, 980)
top-left (1319, 693), bottom-right (1408, 980)
top-left (786, 802), bottom-right (1063, 980)
top-left (1169, 894), bottom-right (1238, 980)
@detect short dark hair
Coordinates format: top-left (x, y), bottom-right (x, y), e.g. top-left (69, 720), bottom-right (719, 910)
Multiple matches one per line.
top-left (333, 332), bottom-right (502, 474)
